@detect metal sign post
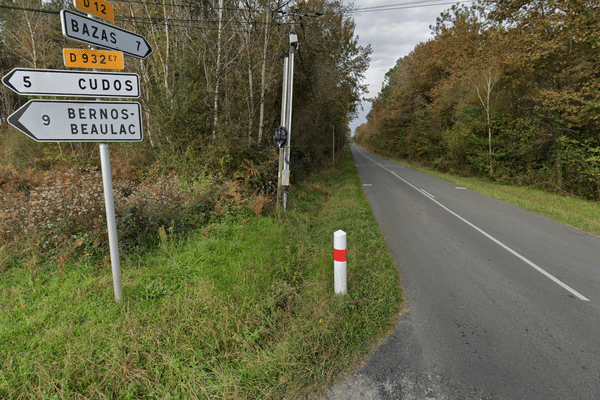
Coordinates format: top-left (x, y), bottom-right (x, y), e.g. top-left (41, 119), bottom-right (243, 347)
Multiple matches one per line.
top-left (277, 54), bottom-right (289, 209)
top-left (277, 32), bottom-right (297, 212)
top-left (282, 37), bottom-right (295, 212)
top-left (2, 1), bottom-right (151, 302)
top-left (99, 143), bottom-right (122, 301)
top-left (74, 3), bottom-right (128, 302)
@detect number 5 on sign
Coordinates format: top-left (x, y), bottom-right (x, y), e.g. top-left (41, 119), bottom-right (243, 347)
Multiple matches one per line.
top-left (64, 49), bottom-right (123, 70)
top-left (74, 0), bottom-right (114, 21)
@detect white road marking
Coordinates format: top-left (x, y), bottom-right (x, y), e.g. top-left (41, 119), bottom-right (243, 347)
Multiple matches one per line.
top-left (363, 184), bottom-right (373, 187)
top-left (359, 150), bottom-right (590, 302)
top-left (420, 189), bottom-right (435, 199)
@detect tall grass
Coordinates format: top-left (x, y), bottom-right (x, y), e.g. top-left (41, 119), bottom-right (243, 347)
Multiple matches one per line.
top-left (0, 149), bottom-right (402, 399)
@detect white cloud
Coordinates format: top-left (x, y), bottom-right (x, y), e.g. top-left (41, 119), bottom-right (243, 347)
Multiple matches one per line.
top-left (349, 1), bottom-right (457, 134)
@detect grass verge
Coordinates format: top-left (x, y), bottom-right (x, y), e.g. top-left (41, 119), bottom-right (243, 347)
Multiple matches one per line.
top-left (0, 148), bottom-right (402, 399)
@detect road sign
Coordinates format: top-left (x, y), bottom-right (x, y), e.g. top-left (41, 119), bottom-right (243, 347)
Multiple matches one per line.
top-left (64, 48), bottom-right (124, 69)
top-left (61, 10), bottom-right (152, 59)
top-left (2, 68), bottom-right (140, 98)
top-left (8, 100), bottom-right (143, 142)
top-left (74, 0), bottom-right (114, 21)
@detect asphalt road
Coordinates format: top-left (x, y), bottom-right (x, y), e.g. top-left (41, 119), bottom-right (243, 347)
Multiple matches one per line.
top-left (327, 145), bottom-right (600, 399)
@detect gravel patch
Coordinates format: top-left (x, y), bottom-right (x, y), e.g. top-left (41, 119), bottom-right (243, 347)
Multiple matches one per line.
top-left (320, 314), bottom-right (501, 400)
top-left (325, 368), bottom-right (498, 400)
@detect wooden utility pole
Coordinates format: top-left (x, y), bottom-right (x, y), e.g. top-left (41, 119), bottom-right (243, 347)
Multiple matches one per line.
top-left (332, 125), bottom-right (335, 167)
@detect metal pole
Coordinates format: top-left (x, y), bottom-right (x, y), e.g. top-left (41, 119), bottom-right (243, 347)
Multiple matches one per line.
top-left (277, 55), bottom-right (289, 210)
top-left (281, 55), bottom-right (289, 128)
top-left (283, 38), bottom-right (295, 212)
top-left (86, 10), bottom-right (122, 302)
top-left (100, 143), bottom-right (123, 302)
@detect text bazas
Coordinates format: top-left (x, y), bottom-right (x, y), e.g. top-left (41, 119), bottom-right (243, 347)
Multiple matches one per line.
top-left (70, 18), bottom-right (117, 44)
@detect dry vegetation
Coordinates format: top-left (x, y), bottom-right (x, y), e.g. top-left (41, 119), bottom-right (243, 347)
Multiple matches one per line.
top-left (0, 157), bottom-right (274, 270)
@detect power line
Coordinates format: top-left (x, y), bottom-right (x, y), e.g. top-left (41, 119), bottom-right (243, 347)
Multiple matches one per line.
top-left (0, 4), bottom-right (284, 28)
top-left (119, 0), bottom-right (261, 14)
top-left (0, 1), bottom-right (476, 25)
top-left (0, 4), bottom-right (59, 14)
top-left (0, 4), bottom-right (280, 31)
top-left (0, 0), bottom-right (471, 18)
top-left (354, 0), bottom-right (451, 12)
top-left (350, 0), bottom-right (475, 14)
top-left (115, 15), bottom-right (275, 26)
top-left (0, 2), bottom-right (275, 16)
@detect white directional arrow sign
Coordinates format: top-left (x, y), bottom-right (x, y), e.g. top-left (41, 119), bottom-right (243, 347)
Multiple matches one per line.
top-left (61, 10), bottom-right (152, 59)
top-left (8, 100), bottom-right (143, 142)
top-left (2, 68), bottom-right (140, 98)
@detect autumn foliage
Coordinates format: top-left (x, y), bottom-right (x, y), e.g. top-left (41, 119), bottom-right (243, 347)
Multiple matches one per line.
top-left (0, 0), bottom-right (370, 265)
top-left (355, 1), bottom-right (600, 200)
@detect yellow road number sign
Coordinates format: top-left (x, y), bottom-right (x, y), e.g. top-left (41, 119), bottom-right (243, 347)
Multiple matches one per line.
top-left (74, 0), bottom-right (114, 21)
top-left (63, 49), bottom-right (123, 70)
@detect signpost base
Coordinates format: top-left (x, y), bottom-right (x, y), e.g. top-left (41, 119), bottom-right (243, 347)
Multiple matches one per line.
top-left (100, 143), bottom-right (122, 302)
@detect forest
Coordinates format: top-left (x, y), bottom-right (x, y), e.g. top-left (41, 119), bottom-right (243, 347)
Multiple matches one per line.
top-left (355, 0), bottom-right (600, 201)
top-left (0, 0), bottom-right (369, 264)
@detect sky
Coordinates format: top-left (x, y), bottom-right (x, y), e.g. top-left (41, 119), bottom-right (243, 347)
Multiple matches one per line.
top-left (347, 0), bottom-right (472, 135)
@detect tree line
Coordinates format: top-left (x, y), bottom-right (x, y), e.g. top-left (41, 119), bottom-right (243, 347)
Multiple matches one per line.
top-left (355, 0), bottom-right (600, 200)
top-left (0, 0), bottom-right (369, 183)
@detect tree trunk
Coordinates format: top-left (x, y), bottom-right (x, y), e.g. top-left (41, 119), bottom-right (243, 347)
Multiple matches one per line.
top-left (245, 10), bottom-right (254, 143)
top-left (163, 0), bottom-right (171, 98)
top-left (257, 11), bottom-right (271, 145)
top-left (474, 69), bottom-right (498, 176)
top-left (212, 0), bottom-right (224, 139)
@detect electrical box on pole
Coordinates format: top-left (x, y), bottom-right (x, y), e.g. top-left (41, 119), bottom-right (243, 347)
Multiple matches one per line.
top-left (273, 126), bottom-right (288, 150)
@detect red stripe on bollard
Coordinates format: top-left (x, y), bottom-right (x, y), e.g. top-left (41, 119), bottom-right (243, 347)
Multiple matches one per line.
top-left (334, 248), bottom-right (347, 262)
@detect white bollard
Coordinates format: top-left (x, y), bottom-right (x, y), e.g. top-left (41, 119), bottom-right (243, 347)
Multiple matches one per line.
top-left (334, 230), bottom-right (347, 295)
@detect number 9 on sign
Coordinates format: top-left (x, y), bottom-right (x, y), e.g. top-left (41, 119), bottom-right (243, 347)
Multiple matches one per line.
top-left (42, 115), bottom-right (50, 126)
